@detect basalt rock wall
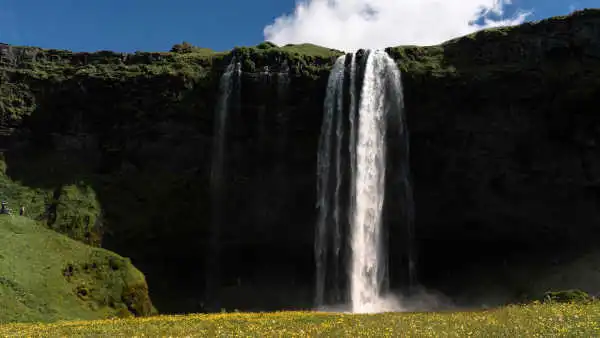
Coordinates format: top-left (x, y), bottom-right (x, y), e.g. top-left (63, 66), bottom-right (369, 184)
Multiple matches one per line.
top-left (391, 10), bottom-right (600, 290)
top-left (1, 9), bottom-right (600, 312)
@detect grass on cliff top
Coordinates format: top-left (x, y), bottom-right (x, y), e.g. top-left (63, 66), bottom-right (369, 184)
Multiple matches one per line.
top-left (4, 8), bottom-right (600, 76)
top-left (0, 215), bottom-right (151, 323)
top-left (2, 302), bottom-right (599, 337)
top-left (279, 43), bottom-right (343, 58)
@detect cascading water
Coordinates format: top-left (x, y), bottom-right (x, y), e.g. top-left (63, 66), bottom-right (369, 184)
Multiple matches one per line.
top-left (316, 50), bottom-right (413, 313)
top-left (315, 56), bottom-right (346, 307)
top-left (211, 58), bottom-right (241, 188)
top-left (207, 57), bottom-right (241, 306)
top-left (351, 50), bottom-right (393, 313)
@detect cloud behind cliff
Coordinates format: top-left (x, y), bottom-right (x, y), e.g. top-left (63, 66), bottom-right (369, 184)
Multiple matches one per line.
top-left (263, 0), bottom-right (531, 51)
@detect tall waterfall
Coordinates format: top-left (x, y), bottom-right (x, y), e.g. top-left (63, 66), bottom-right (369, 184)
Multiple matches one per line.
top-left (207, 58), bottom-right (241, 305)
top-left (350, 50), bottom-right (394, 313)
top-left (315, 56), bottom-right (346, 307)
top-left (315, 50), bottom-right (413, 313)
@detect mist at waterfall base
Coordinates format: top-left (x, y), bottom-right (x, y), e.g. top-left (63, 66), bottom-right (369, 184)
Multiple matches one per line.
top-left (314, 50), bottom-right (451, 314)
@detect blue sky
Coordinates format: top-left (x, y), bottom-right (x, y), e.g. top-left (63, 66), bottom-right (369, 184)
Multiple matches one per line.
top-left (0, 0), bottom-right (596, 52)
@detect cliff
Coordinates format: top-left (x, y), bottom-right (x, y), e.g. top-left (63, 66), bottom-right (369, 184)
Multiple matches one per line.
top-left (1, 9), bottom-right (600, 312)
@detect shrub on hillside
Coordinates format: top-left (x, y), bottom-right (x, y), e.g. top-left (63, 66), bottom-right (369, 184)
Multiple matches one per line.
top-left (170, 42), bottom-right (196, 53)
top-left (543, 289), bottom-right (595, 304)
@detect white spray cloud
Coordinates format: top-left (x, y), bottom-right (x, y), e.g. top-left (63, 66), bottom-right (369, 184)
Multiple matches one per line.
top-left (263, 0), bottom-right (531, 51)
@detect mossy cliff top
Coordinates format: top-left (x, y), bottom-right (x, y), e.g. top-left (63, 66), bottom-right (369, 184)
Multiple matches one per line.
top-left (1, 8), bottom-right (599, 126)
top-left (387, 8), bottom-right (600, 73)
top-left (0, 40), bottom-right (342, 87)
top-left (0, 215), bottom-right (154, 323)
top-left (0, 40), bottom-right (343, 71)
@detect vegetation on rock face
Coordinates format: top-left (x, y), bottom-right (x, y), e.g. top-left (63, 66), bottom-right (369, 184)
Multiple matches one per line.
top-left (49, 183), bottom-right (103, 246)
top-left (0, 156), bottom-right (102, 246)
top-left (0, 39), bottom-right (345, 134)
top-left (256, 41), bottom-right (278, 50)
top-left (1, 303), bottom-right (600, 336)
top-left (0, 215), bottom-right (154, 323)
top-left (229, 42), bottom-right (342, 77)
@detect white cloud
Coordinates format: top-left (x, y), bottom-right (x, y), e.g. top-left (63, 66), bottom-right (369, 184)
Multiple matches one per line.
top-left (263, 0), bottom-right (532, 51)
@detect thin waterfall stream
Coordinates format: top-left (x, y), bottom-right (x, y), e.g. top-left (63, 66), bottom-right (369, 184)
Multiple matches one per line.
top-left (207, 58), bottom-right (242, 307)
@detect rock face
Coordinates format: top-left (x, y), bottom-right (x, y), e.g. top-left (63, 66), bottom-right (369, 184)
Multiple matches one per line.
top-left (1, 9), bottom-right (600, 312)
top-left (389, 9), bottom-right (600, 291)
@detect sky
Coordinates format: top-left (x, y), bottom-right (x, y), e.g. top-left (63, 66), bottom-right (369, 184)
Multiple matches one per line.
top-left (0, 0), bottom-right (596, 53)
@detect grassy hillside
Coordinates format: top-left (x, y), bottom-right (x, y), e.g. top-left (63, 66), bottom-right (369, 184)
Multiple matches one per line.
top-left (1, 303), bottom-right (599, 336)
top-left (0, 215), bottom-right (154, 323)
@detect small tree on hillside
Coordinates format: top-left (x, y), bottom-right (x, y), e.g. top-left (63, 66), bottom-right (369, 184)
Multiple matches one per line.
top-left (171, 41), bottom-right (195, 53)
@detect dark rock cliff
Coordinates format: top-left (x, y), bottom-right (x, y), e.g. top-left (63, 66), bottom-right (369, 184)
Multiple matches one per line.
top-left (389, 9), bottom-right (600, 294)
top-left (1, 9), bottom-right (600, 312)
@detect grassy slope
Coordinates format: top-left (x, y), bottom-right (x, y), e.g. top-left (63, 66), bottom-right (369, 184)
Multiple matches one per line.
top-left (1, 303), bottom-right (599, 337)
top-left (0, 215), bottom-right (153, 323)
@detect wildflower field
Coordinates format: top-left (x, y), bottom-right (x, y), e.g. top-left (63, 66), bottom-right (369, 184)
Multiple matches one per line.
top-left (1, 302), bottom-right (599, 337)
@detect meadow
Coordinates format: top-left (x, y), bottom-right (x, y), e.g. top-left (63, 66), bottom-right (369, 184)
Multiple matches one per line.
top-left (1, 302), bottom-right (599, 337)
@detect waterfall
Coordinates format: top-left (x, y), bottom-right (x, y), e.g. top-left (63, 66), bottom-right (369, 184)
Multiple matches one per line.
top-left (207, 58), bottom-right (241, 306)
top-left (347, 53), bottom-right (357, 274)
top-left (350, 50), bottom-right (390, 313)
top-left (315, 50), bottom-right (412, 313)
top-left (315, 55), bottom-right (346, 307)
top-left (384, 56), bottom-right (416, 293)
top-left (211, 59), bottom-right (241, 190)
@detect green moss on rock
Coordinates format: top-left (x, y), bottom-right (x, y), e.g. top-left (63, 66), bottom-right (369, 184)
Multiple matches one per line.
top-left (49, 183), bottom-right (102, 246)
top-left (0, 156), bottom-right (103, 246)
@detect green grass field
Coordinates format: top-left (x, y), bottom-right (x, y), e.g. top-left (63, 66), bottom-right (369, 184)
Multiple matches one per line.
top-left (1, 302), bottom-right (599, 337)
